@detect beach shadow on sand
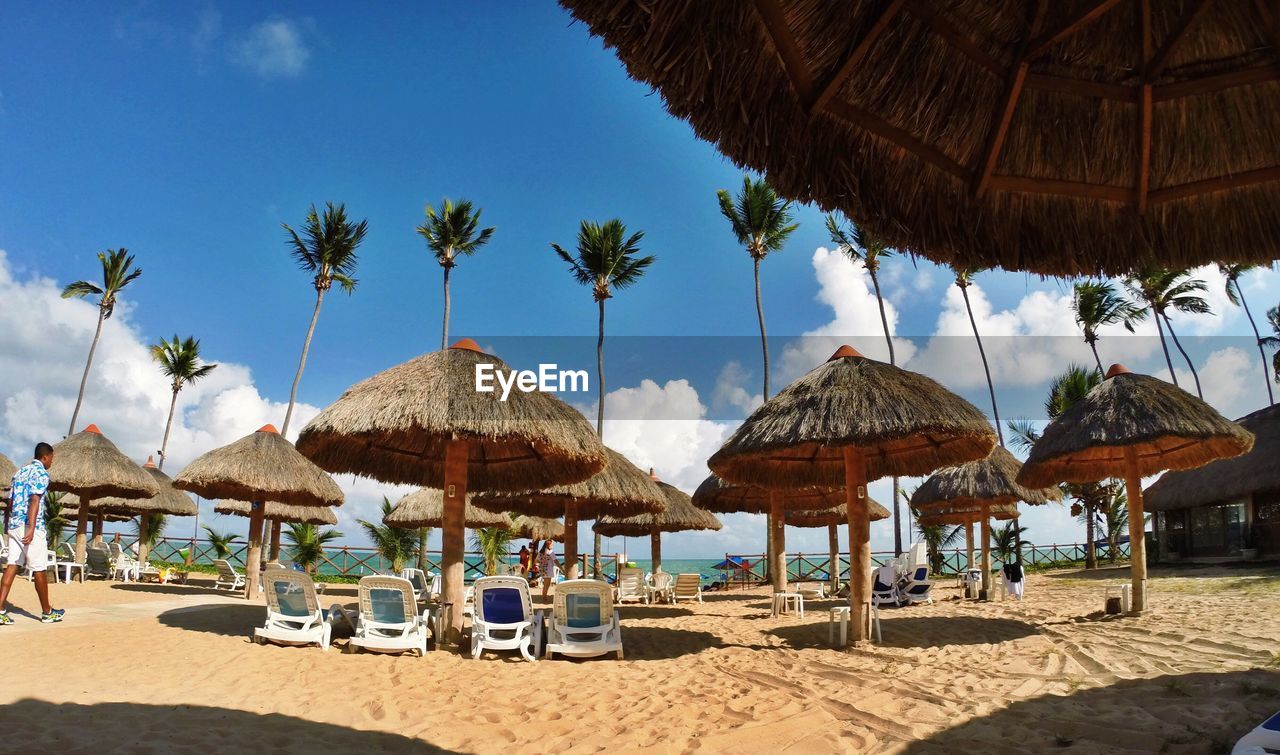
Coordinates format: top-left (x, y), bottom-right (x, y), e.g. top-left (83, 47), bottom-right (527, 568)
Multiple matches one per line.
top-left (620, 626), bottom-right (725, 660)
top-left (157, 603), bottom-right (265, 638)
top-left (617, 605), bottom-right (694, 620)
top-left (902, 669), bottom-right (1280, 753)
top-left (111, 582), bottom-right (236, 598)
top-left (767, 615), bottom-right (1040, 649)
top-left (2, 699), bottom-right (453, 752)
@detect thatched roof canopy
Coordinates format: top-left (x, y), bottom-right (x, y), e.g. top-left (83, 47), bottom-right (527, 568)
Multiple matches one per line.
top-left (1, 453), bottom-right (16, 492)
top-left (511, 515), bottom-right (565, 542)
top-left (594, 476), bottom-right (722, 537)
top-left (93, 458), bottom-right (198, 517)
top-left (296, 341), bottom-right (606, 491)
top-left (1017, 366), bottom-right (1254, 487)
top-left (912, 446), bottom-right (1062, 511)
top-left (473, 447), bottom-right (666, 519)
top-left (48, 425), bottom-right (159, 500)
top-left (174, 425), bottom-right (343, 508)
top-left (784, 498), bottom-right (890, 528)
top-left (561, 1), bottom-right (1280, 276)
top-left (692, 473), bottom-right (846, 514)
top-left (1144, 403), bottom-right (1279, 512)
top-left (709, 346), bottom-right (997, 488)
top-left (384, 488), bottom-right (513, 529)
top-left (215, 499), bottom-right (337, 525)
top-left (918, 501), bottom-right (1020, 527)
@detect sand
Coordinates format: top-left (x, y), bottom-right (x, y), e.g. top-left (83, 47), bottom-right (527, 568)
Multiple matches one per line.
top-left (0, 564), bottom-right (1276, 753)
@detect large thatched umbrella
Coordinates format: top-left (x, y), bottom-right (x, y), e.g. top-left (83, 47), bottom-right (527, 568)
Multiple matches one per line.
top-left (92, 457), bottom-right (197, 563)
top-left (215, 499), bottom-right (338, 525)
top-left (561, 2), bottom-right (1280, 276)
top-left (511, 515), bottom-right (565, 543)
top-left (917, 500), bottom-right (1020, 581)
top-left (911, 446), bottom-right (1062, 596)
top-left (295, 339), bottom-right (606, 644)
top-left (784, 497), bottom-right (889, 593)
top-left (594, 470), bottom-right (720, 573)
top-left (710, 345), bottom-right (996, 644)
top-left (1018, 365), bottom-right (1253, 612)
top-left (174, 425), bottom-right (343, 598)
top-left (49, 425), bottom-right (159, 564)
top-left (0, 452), bottom-right (15, 530)
top-left (473, 446), bottom-right (666, 580)
top-left (385, 488), bottom-right (514, 529)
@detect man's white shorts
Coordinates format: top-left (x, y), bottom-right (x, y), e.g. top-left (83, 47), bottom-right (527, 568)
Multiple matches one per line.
top-left (5, 532), bottom-right (48, 571)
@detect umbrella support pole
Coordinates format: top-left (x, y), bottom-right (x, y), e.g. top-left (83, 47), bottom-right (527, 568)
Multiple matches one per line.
top-left (441, 439), bottom-right (471, 647)
top-left (244, 503), bottom-right (265, 600)
top-left (769, 493), bottom-right (786, 593)
top-left (965, 521), bottom-right (974, 570)
top-left (650, 528), bottom-right (661, 574)
top-left (268, 519), bottom-right (282, 562)
top-left (827, 524), bottom-right (839, 593)
top-left (980, 504), bottom-right (992, 599)
top-left (1123, 448), bottom-right (1148, 613)
top-left (74, 501), bottom-right (91, 567)
top-left (842, 447), bottom-right (870, 645)
top-left (138, 515), bottom-right (150, 565)
top-left (92, 513), bottom-right (104, 545)
top-left (564, 503), bottom-right (579, 580)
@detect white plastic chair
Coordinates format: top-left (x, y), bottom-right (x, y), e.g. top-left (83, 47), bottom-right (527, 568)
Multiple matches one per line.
top-left (872, 565), bottom-right (900, 607)
top-left (85, 545), bottom-right (113, 579)
top-left (214, 559), bottom-right (246, 590)
top-left (671, 573), bottom-right (703, 604)
top-left (646, 571), bottom-right (674, 604)
top-left (544, 579), bottom-right (623, 660)
top-left (254, 568), bottom-right (337, 651)
top-left (343, 575), bottom-right (431, 656)
top-left (898, 565), bottom-right (934, 605)
top-left (470, 576), bottom-right (542, 662)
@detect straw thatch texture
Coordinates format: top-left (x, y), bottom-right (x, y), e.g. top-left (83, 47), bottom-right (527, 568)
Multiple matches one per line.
top-left (1017, 371), bottom-right (1254, 487)
top-left (911, 446), bottom-right (1063, 511)
top-left (561, 1), bottom-right (1280, 276)
top-left (784, 497), bottom-right (890, 528)
top-left (709, 351), bottom-right (997, 487)
top-left (296, 345), bottom-right (606, 491)
top-left (917, 501), bottom-right (1020, 527)
top-left (384, 488), bottom-right (514, 529)
top-left (473, 447), bottom-right (666, 519)
top-left (1144, 403), bottom-right (1279, 512)
top-left (214, 500), bottom-right (338, 526)
top-left (61, 504), bottom-right (132, 523)
top-left (93, 463), bottom-right (198, 516)
top-left (511, 515), bottom-right (565, 542)
top-left (0, 453), bottom-right (15, 492)
top-left (174, 427), bottom-right (343, 508)
top-left (48, 427), bottom-right (159, 500)
top-left (594, 480), bottom-right (722, 537)
top-left (691, 473), bottom-right (846, 514)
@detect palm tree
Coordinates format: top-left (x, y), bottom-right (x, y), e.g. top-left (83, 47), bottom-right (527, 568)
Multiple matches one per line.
top-left (990, 521), bottom-right (1029, 563)
top-left (552, 219), bottom-right (656, 576)
top-left (416, 198), bottom-right (496, 350)
top-left (150, 335), bottom-right (218, 469)
top-left (953, 266), bottom-right (1004, 446)
top-left (134, 513), bottom-right (167, 552)
top-left (1220, 263), bottom-right (1275, 405)
top-left (828, 214), bottom-right (904, 553)
top-left (470, 527), bottom-right (516, 576)
top-left (280, 202), bottom-right (369, 436)
top-left (43, 492), bottom-right (70, 550)
top-left (61, 249), bottom-right (144, 434)
top-left (358, 497), bottom-right (420, 574)
top-left (202, 526), bottom-right (239, 560)
top-left (911, 504), bottom-right (963, 575)
top-left (1124, 268), bottom-right (1212, 398)
top-left (1071, 280), bottom-right (1144, 374)
top-left (1263, 305), bottom-right (1280, 387)
top-left (284, 522), bottom-right (342, 575)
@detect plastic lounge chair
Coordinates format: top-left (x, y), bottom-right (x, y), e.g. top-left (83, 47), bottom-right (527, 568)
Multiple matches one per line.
top-left (214, 559), bottom-right (246, 591)
top-left (400, 568), bottom-right (435, 602)
top-left (85, 545), bottom-right (113, 580)
top-left (54, 542), bottom-right (85, 583)
top-left (544, 579), bottom-right (623, 660)
top-left (646, 571), bottom-right (674, 604)
top-left (253, 568), bottom-right (337, 651)
top-left (1233, 710), bottom-right (1280, 754)
top-left (899, 565), bottom-right (934, 605)
top-left (671, 573), bottom-right (703, 604)
top-left (470, 576), bottom-right (542, 662)
top-left (344, 575), bottom-right (431, 656)
top-left (872, 565), bottom-right (900, 607)
top-left (107, 543), bottom-right (140, 582)
top-left (615, 567), bottom-right (648, 605)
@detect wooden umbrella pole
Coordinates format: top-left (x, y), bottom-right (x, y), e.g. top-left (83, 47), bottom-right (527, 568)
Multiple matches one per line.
top-left (74, 502), bottom-right (90, 565)
top-left (564, 501), bottom-right (579, 579)
top-left (138, 515), bottom-right (150, 565)
top-left (827, 523), bottom-right (839, 593)
top-left (770, 491), bottom-right (787, 593)
top-left (980, 503), bottom-right (992, 599)
top-left (842, 447), bottom-right (870, 645)
top-left (92, 513), bottom-right (104, 545)
top-left (441, 438), bottom-right (470, 646)
top-left (650, 526), bottom-right (662, 573)
top-left (1123, 447), bottom-right (1148, 613)
top-left (965, 520), bottom-right (975, 569)
top-left (268, 519), bottom-right (283, 562)
top-left (244, 502), bottom-right (265, 600)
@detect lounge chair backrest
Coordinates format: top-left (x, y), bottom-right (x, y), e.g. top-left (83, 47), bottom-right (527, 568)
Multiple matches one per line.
top-left (910, 565), bottom-right (928, 582)
top-left (399, 568), bottom-right (428, 595)
top-left (359, 575), bottom-right (416, 626)
top-left (674, 573), bottom-right (701, 594)
top-left (215, 559), bottom-right (238, 579)
top-left (554, 579), bottom-right (613, 628)
top-left (617, 567), bottom-right (645, 596)
top-left (874, 565), bottom-right (897, 591)
top-left (87, 545), bottom-right (111, 573)
top-left (108, 542), bottom-right (124, 560)
top-left (263, 568), bottom-right (318, 618)
top-left (57, 542), bottom-right (76, 562)
top-left (474, 576), bottom-right (532, 625)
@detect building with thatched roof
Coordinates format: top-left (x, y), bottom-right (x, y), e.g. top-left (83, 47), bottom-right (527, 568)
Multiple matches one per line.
top-left (1145, 403), bottom-right (1279, 561)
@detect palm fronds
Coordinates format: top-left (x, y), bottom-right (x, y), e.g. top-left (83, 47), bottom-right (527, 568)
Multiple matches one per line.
top-left (469, 526), bottom-right (516, 576)
top-left (716, 175), bottom-right (797, 260)
top-left (357, 496), bottom-right (419, 573)
top-left (551, 219), bottom-right (654, 301)
top-left (282, 201), bottom-right (368, 294)
top-left (417, 198), bottom-right (495, 268)
top-left (284, 522), bottom-right (343, 574)
top-left (202, 525), bottom-right (239, 559)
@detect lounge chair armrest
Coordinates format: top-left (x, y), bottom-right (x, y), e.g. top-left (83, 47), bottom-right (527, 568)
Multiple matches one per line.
top-left (328, 604), bottom-right (356, 633)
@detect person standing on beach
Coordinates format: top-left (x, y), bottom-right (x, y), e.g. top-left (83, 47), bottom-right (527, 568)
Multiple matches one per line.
top-left (538, 540), bottom-right (558, 599)
top-left (0, 443), bottom-right (64, 624)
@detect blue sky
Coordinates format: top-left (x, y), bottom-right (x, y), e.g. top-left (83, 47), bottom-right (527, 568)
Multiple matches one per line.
top-left (2, 3), bottom-right (1277, 559)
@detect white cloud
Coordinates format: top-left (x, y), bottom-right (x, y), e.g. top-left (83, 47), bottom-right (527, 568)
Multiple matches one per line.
top-left (711, 361), bottom-right (761, 416)
top-left (230, 18), bottom-right (310, 80)
top-left (192, 6), bottom-right (223, 71)
top-left (1173, 346), bottom-right (1269, 420)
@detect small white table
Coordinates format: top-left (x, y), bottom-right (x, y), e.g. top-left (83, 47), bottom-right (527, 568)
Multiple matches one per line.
top-left (772, 592), bottom-right (804, 617)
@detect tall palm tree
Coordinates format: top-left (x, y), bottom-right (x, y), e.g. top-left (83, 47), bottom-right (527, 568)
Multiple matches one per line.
top-left (284, 522), bottom-right (342, 575)
top-left (150, 335), bottom-right (218, 470)
top-left (358, 497), bottom-right (420, 574)
top-left (552, 219), bottom-right (655, 576)
top-left (470, 526), bottom-right (516, 576)
top-left (1071, 280), bottom-right (1144, 374)
top-left (416, 198), bottom-right (496, 349)
top-left (1220, 263), bottom-right (1275, 405)
top-left (201, 526), bottom-right (239, 560)
top-left (953, 266), bottom-right (1004, 446)
top-left (61, 249), bottom-right (143, 434)
top-left (990, 521), bottom-right (1029, 563)
top-left (134, 513), bottom-right (167, 552)
top-left (828, 214), bottom-right (904, 553)
top-left (1124, 268), bottom-right (1211, 398)
top-left (1263, 305), bottom-right (1280, 387)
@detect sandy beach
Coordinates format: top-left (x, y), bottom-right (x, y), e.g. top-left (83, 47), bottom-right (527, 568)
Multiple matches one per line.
top-left (1, 565), bottom-right (1276, 753)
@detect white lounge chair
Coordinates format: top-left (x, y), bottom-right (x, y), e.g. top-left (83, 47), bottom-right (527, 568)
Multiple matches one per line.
top-left (54, 542), bottom-right (85, 583)
top-left (646, 571), bottom-right (674, 604)
top-left (107, 543), bottom-right (139, 582)
top-left (470, 576), bottom-right (542, 662)
top-left (85, 545), bottom-right (113, 580)
top-left (254, 568), bottom-right (337, 651)
top-left (214, 559), bottom-right (246, 591)
top-left (545, 579), bottom-right (623, 660)
top-left (399, 568), bottom-right (439, 602)
top-left (671, 573), bottom-right (703, 604)
top-left (1234, 710), bottom-right (1280, 754)
top-left (898, 565), bottom-right (934, 605)
top-left (615, 567), bottom-right (648, 605)
top-left (872, 565), bottom-right (900, 607)
top-left (344, 575), bottom-right (431, 656)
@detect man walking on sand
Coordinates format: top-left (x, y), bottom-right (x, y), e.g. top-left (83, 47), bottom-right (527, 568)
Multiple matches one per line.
top-left (0, 442), bottom-right (64, 624)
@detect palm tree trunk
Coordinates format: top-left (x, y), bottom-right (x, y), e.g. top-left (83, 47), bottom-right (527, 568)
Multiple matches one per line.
top-left (959, 285), bottom-right (1004, 446)
top-left (282, 288), bottom-right (326, 437)
top-left (593, 298), bottom-right (606, 578)
top-left (1089, 341), bottom-right (1104, 376)
top-left (1162, 314), bottom-right (1202, 398)
top-left (753, 256), bottom-right (775, 574)
top-left (1152, 311), bottom-right (1179, 386)
top-left (1085, 499), bottom-right (1096, 569)
top-left (441, 264), bottom-right (451, 350)
top-left (868, 267), bottom-right (904, 556)
top-left (1237, 287), bottom-right (1275, 405)
top-left (417, 528), bottom-right (429, 572)
top-left (68, 306), bottom-right (107, 435)
top-left (158, 386), bottom-right (179, 470)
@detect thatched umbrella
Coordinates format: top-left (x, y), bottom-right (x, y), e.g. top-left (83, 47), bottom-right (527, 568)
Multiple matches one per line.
top-left (472, 446), bottom-right (666, 580)
top-left (709, 345), bottom-right (996, 644)
top-left (295, 339), bottom-right (606, 644)
top-left (561, 2), bottom-right (1280, 276)
top-left (385, 488), bottom-right (514, 529)
top-left (215, 500), bottom-right (339, 526)
top-left (0, 452), bottom-right (15, 530)
top-left (1018, 364), bottom-right (1253, 612)
top-left (911, 446), bottom-right (1062, 595)
top-left (91, 457), bottom-right (197, 563)
top-left (594, 470), bottom-right (720, 574)
top-left (174, 424), bottom-right (343, 598)
top-left (784, 496), bottom-right (889, 593)
top-left (511, 515), bottom-right (565, 543)
top-left (49, 425), bottom-right (159, 564)
top-left (917, 500), bottom-right (1020, 581)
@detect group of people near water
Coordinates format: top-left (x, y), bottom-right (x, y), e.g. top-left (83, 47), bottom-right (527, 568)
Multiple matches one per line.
top-left (517, 541), bottom-right (559, 598)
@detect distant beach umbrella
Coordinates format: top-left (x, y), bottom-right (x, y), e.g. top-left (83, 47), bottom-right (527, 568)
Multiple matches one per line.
top-left (785, 496), bottom-right (889, 594)
top-left (594, 469), bottom-right (720, 573)
top-left (214, 500), bottom-right (338, 526)
top-left (295, 339), bottom-right (606, 645)
top-left (93, 457), bottom-right (198, 562)
top-left (0, 452), bottom-right (15, 492)
top-left (709, 345), bottom-right (996, 644)
top-left (174, 424), bottom-right (343, 598)
top-left (1144, 403), bottom-right (1280, 514)
top-left (50, 425), bottom-right (159, 565)
top-left (510, 516), bottom-right (565, 543)
top-left (1018, 365), bottom-right (1253, 612)
top-left (385, 488), bottom-right (513, 529)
